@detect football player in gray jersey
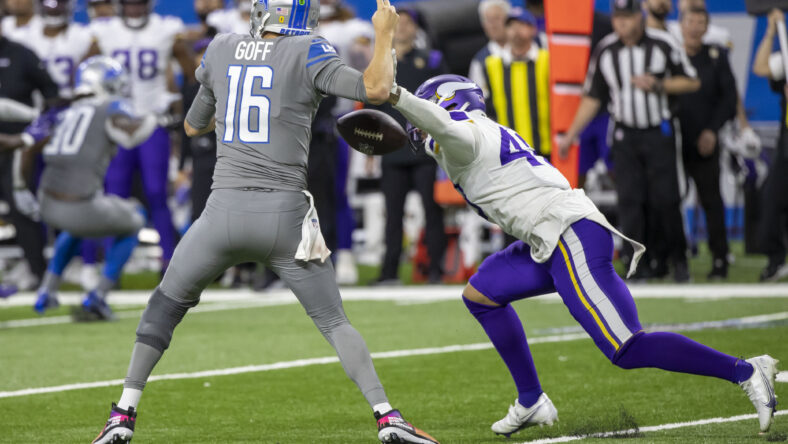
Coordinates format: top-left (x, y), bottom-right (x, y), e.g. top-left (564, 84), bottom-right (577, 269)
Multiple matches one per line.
top-left (28, 56), bottom-right (157, 320)
top-left (92, 1), bottom-right (440, 444)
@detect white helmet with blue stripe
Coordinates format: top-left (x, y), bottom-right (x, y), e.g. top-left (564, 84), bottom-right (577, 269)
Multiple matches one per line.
top-left (250, 0), bottom-right (320, 38)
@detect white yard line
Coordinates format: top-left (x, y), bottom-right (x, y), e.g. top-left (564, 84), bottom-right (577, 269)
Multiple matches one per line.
top-left (519, 410), bottom-right (788, 443)
top-left (0, 306), bottom-right (783, 399)
top-left (2, 283), bottom-right (788, 308)
top-left (778, 371), bottom-right (788, 383)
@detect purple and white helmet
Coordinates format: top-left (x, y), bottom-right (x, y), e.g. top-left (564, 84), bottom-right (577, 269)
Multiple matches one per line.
top-left (408, 74), bottom-right (485, 152)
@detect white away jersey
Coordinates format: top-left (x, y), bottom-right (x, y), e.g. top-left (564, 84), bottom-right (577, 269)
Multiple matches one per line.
top-left (394, 89), bottom-right (602, 263)
top-left (206, 8), bottom-right (248, 35)
top-left (92, 14), bottom-right (184, 114)
top-left (24, 24), bottom-right (94, 96)
top-left (1, 15), bottom-right (43, 44)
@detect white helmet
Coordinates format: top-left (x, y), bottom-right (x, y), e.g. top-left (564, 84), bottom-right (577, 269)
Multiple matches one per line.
top-left (74, 56), bottom-right (129, 98)
top-left (250, 0), bottom-right (320, 38)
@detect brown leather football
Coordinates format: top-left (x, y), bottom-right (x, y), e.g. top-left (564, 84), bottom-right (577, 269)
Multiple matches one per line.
top-left (336, 109), bottom-right (407, 155)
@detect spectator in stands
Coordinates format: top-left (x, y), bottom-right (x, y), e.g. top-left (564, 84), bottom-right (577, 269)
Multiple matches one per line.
top-left (372, 8), bottom-right (448, 285)
top-left (469, 0), bottom-right (510, 98)
top-left (678, 6), bottom-right (737, 279)
top-left (0, 22), bottom-right (59, 296)
top-left (752, 8), bottom-right (788, 282)
top-left (559, 0), bottom-right (699, 282)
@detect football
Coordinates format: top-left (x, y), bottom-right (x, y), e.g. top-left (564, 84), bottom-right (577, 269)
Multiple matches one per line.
top-left (336, 109), bottom-right (408, 155)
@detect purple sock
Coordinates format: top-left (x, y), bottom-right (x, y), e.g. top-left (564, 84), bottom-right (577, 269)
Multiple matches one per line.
top-left (614, 331), bottom-right (753, 383)
top-left (463, 297), bottom-right (543, 407)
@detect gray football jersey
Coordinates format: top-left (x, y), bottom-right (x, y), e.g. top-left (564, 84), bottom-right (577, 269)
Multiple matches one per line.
top-left (39, 97), bottom-right (127, 198)
top-left (194, 33), bottom-right (364, 191)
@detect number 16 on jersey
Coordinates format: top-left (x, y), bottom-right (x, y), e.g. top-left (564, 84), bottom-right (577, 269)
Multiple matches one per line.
top-left (224, 65), bottom-right (274, 144)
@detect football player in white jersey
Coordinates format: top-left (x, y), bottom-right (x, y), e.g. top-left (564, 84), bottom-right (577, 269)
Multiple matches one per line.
top-left (1, 0), bottom-right (42, 43)
top-left (389, 75), bottom-right (779, 437)
top-left (24, 0), bottom-right (98, 97)
top-left (91, 0), bottom-right (196, 273)
top-left (206, 0), bottom-right (250, 35)
top-left (87, 0), bottom-right (116, 21)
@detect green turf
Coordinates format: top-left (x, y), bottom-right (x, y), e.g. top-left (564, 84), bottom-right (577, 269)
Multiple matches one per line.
top-left (1, 294), bottom-right (787, 442)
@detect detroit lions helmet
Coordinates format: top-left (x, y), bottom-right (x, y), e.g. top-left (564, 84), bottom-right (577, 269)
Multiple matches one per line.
top-left (118, 0), bottom-right (154, 29)
top-left (407, 74), bottom-right (486, 152)
top-left (250, 0), bottom-right (320, 38)
top-left (74, 56), bottom-right (129, 98)
top-left (39, 0), bottom-right (75, 28)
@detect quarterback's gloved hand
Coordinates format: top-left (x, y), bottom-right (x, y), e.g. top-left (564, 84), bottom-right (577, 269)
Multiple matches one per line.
top-left (13, 188), bottom-right (40, 222)
top-left (157, 113), bottom-right (184, 131)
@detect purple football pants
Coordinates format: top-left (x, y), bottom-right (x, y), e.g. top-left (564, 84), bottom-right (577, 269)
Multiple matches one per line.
top-left (105, 127), bottom-right (175, 264)
top-left (466, 218), bottom-right (751, 407)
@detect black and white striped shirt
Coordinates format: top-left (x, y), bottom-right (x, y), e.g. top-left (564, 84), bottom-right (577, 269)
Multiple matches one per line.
top-left (584, 28), bottom-right (697, 129)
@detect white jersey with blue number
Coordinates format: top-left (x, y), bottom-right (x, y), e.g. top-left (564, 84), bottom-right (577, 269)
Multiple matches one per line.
top-left (24, 24), bottom-right (94, 97)
top-left (91, 14), bottom-right (184, 114)
top-left (393, 89), bottom-right (610, 264)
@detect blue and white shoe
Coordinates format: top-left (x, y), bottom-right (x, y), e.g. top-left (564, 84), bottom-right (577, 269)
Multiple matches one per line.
top-left (81, 292), bottom-right (116, 321)
top-left (740, 355), bottom-right (779, 432)
top-left (491, 393), bottom-right (558, 437)
top-left (0, 284), bottom-right (18, 299)
top-left (33, 291), bottom-right (59, 315)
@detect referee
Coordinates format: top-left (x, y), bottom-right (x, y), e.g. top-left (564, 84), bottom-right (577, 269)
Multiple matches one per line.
top-left (0, 22), bottom-right (59, 294)
top-left (558, 0), bottom-right (700, 281)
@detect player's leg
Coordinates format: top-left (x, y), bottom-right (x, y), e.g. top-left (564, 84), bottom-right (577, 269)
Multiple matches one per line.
top-left (413, 162), bottom-right (446, 282)
top-left (137, 128), bottom-right (177, 272)
top-left (34, 231), bottom-right (82, 314)
top-left (265, 190), bottom-right (437, 443)
top-left (549, 218), bottom-right (777, 431)
top-left (610, 135), bottom-right (648, 274)
top-left (464, 241), bottom-right (558, 436)
top-left (94, 194), bottom-right (237, 444)
top-left (378, 165), bottom-right (408, 282)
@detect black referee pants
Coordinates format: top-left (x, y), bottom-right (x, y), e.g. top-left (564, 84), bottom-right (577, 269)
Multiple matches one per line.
top-left (190, 152), bottom-right (216, 223)
top-left (380, 162), bottom-right (446, 280)
top-left (684, 151), bottom-right (728, 261)
top-left (307, 134), bottom-right (338, 253)
top-left (611, 126), bottom-right (687, 267)
top-left (0, 152), bottom-right (46, 280)
top-left (758, 135), bottom-right (788, 266)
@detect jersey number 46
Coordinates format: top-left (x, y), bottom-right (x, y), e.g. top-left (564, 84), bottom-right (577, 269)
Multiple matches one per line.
top-left (224, 65), bottom-right (273, 144)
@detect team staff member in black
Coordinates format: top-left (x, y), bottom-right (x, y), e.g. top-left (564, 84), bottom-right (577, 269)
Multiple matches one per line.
top-left (558, 0), bottom-right (700, 281)
top-left (0, 22), bottom-right (59, 295)
top-left (678, 6), bottom-right (736, 280)
top-left (752, 8), bottom-right (788, 282)
top-left (371, 8), bottom-right (448, 285)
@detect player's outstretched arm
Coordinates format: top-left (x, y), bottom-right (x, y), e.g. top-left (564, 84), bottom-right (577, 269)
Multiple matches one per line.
top-left (390, 87), bottom-right (477, 165)
top-left (363, 0), bottom-right (398, 104)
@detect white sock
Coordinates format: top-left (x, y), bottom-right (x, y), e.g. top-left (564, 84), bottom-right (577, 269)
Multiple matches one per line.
top-left (373, 402), bottom-right (393, 416)
top-left (117, 388), bottom-right (142, 411)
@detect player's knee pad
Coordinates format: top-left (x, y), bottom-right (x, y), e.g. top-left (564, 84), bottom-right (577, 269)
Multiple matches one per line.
top-left (135, 287), bottom-right (198, 352)
top-left (611, 331), bottom-right (646, 369)
top-left (463, 296), bottom-right (504, 318)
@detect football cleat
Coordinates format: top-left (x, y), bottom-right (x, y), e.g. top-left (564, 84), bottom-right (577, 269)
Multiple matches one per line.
top-left (376, 409), bottom-right (439, 443)
top-left (92, 403), bottom-right (136, 444)
top-left (33, 291), bottom-right (59, 315)
top-left (81, 291), bottom-right (116, 321)
top-left (492, 393), bottom-right (558, 437)
top-left (740, 355), bottom-right (779, 432)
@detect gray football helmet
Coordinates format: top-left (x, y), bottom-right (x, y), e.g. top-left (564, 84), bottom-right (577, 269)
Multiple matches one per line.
top-left (250, 0), bottom-right (320, 38)
top-left (74, 56), bottom-right (130, 98)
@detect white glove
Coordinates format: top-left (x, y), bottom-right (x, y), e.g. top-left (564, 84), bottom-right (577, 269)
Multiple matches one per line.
top-left (391, 48), bottom-right (399, 95)
top-left (13, 189), bottom-right (40, 222)
top-left (739, 127), bottom-right (762, 159)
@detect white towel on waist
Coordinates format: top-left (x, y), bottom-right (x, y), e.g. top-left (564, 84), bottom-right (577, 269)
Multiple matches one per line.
top-left (295, 190), bottom-right (332, 263)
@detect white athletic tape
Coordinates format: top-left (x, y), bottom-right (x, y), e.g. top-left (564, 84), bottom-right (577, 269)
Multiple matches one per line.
top-left (777, 371), bottom-right (788, 383)
top-left (519, 410), bottom-right (788, 443)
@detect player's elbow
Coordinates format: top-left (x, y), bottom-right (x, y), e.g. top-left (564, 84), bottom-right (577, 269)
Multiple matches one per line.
top-left (364, 85), bottom-right (390, 105)
top-left (184, 120), bottom-right (202, 138)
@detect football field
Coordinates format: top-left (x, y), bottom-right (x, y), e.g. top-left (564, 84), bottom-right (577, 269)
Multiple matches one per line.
top-left (1, 285), bottom-right (787, 443)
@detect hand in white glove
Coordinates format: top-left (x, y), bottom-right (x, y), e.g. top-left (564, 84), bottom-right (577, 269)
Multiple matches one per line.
top-left (739, 127), bottom-right (762, 158)
top-left (13, 189), bottom-right (40, 222)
